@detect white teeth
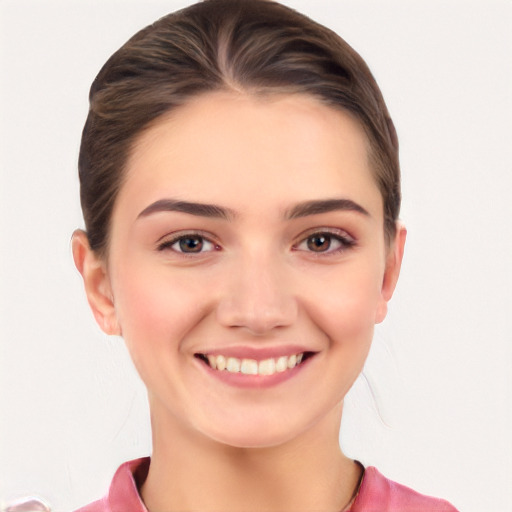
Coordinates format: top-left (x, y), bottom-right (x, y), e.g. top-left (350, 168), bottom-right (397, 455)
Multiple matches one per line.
top-left (275, 356), bottom-right (288, 373)
top-left (226, 357), bottom-right (241, 373)
top-left (258, 358), bottom-right (276, 376)
top-left (206, 353), bottom-right (307, 375)
top-left (216, 355), bottom-right (226, 371)
top-left (241, 359), bottom-right (258, 375)
top-left (287, 354), bottom-right (297, 369)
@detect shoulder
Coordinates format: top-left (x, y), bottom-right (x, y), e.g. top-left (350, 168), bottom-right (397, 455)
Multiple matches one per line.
top-left (351, 466), bottom-right (459, 512)
top-left (73, 458), bottom-right (150, 512)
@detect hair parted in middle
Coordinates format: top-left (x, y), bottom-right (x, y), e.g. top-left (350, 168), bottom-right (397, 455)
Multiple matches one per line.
top-left (79, 0), bottom-right (400, 256)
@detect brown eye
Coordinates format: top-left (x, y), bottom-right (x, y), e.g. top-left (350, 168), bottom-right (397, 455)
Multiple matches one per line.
top-left (294, 230), bottom-right (355, 255)
top-left (158, 233), bottom-right (217, 253)
top-left (178, 235), bottom-right (204, 253)
top-left (306, 234), bottom-right (332, 252)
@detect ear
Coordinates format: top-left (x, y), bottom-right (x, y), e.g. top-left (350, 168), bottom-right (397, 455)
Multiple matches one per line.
top-left (375, 223), bottom-right (407, 324)
top-left (72, 230), bottom-right (121, 335)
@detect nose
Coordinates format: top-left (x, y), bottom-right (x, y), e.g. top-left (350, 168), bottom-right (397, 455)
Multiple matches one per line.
top-left (216, 252), bottom-right (298, 335)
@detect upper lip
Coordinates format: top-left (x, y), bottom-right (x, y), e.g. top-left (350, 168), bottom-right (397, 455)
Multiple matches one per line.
top-left (195, 345), bottom-right (316, 361)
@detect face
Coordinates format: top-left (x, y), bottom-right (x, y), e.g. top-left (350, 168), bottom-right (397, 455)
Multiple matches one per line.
top-left (74, 91), bottom-right (405, 449)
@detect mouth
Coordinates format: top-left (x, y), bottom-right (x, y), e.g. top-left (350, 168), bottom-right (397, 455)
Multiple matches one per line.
top-left (194, 351), bottom-right (315, 377)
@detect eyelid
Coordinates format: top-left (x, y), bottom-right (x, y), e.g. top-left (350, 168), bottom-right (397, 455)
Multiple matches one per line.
top-left (156, 230), bottom-right (220, 253)
top-left (295, 226), bottom-right (355, 242)
top-left (293, 227), bottom-right (356, 254)
top-left (154, 227), bottom-right (355, 255)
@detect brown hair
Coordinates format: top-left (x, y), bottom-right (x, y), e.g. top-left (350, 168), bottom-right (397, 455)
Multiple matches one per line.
top-left (79, 0), bottom-right (400, 256)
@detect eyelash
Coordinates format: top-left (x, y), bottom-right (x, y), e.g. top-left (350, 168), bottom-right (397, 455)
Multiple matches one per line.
top-left (157, 231), bottom-right (220, 255)
top-left (293, 229), bottom-right (356, 256)
top-left (157, 229), bottom-right (356, 256)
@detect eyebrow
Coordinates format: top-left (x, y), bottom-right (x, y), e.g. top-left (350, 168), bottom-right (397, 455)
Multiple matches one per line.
top-left (285, 198), bottom-right (369, 219)
top-left (137, 199), bottom-right (235, 220)
top-left (137, 197), bottom-right (369, 221)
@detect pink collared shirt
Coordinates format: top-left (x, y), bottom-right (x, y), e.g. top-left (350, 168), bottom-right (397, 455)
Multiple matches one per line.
top-left (74, 458), bottom-right (458, 512)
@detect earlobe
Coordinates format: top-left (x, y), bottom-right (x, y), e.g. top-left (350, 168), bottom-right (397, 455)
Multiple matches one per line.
top-left (71, 230), bottom-right (121, 336)
top-left (375, 223), bottom-right (407, 324)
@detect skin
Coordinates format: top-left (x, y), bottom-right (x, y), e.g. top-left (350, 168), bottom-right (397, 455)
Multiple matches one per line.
top-left (73, 91), bottom-right (406, 512)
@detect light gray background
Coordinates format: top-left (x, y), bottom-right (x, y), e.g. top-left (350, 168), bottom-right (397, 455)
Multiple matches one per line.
top-left (1, 1), bottom-right (511, 511)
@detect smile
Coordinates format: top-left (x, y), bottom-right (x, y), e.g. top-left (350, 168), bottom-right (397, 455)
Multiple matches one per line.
top-left (195, 352), bottom-right (313, 376)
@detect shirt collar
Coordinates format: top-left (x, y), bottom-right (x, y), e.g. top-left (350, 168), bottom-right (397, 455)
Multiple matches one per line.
top-left (107, 457), bottom-right (150, 512)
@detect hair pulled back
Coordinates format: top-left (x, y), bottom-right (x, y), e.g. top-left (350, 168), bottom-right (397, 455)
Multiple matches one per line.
top-left (79, 0), bottom-right (400, 256)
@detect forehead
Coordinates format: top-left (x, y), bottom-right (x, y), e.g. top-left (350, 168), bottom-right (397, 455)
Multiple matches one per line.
top-left (119, 91), bottom-right (382, 219)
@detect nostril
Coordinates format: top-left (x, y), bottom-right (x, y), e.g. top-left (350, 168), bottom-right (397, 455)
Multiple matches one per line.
top-left (215, 275), bottom-right (298, 334)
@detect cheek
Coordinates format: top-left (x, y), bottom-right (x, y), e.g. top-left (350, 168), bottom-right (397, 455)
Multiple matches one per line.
top-left (302, 261), bottom-right (383, 345)
top-left (110, 262), bottom-right (215, 357)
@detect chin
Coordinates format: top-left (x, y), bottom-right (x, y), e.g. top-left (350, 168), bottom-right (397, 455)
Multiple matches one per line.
top-left (196, 411), bottom-right (324, 451)
top-left (208, 429), bottom-right (298, 450)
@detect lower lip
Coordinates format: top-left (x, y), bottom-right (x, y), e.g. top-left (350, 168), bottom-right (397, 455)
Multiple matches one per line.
top-left (195, 356), bottom-right (314, 389)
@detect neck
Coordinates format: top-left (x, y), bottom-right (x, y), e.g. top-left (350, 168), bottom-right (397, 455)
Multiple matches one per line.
top-left (141, 402), bottom-right (362, 512)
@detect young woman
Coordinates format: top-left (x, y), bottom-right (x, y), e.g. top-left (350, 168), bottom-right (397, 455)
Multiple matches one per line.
top-left (72, 0), bottom-right (458, 510)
